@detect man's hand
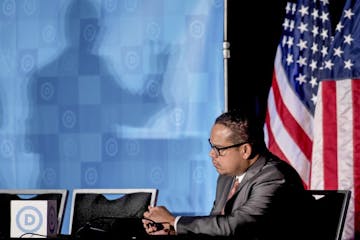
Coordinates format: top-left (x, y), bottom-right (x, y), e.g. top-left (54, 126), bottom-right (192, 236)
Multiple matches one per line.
top-left (142, 206), bottom-right (176, 235)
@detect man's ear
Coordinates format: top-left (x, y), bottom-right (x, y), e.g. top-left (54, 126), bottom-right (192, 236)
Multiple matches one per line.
top-left (242, 143), bottom-right (252, 160)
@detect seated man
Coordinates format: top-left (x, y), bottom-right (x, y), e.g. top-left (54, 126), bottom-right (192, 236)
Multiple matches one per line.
top-left (143, 110), bottom-right (314, 239)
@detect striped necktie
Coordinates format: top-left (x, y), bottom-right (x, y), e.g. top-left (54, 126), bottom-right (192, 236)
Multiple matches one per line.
top-left (221, 177), bottom-right (240, 214)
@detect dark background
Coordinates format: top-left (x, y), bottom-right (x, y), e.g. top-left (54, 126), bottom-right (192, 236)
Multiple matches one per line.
top-left (227, 0), bottom-right (346, 122)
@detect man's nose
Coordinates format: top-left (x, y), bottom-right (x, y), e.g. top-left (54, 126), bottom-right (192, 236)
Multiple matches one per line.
top-left (209, 148), bottom-right (216, 158)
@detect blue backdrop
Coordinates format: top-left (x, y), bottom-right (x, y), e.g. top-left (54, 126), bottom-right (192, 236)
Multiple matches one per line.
top-left (0, 0), bottom-right (224, 233)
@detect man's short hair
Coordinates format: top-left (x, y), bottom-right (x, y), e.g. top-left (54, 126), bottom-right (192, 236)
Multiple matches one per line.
top-left (215, 110), bottom-right (266, 156)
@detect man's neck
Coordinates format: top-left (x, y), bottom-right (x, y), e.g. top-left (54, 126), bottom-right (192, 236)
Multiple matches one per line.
top-left (248, 153), bottom-right (260, 164)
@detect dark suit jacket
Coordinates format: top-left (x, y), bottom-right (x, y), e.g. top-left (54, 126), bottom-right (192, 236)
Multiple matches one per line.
top-left (177, 151), bottom-right (313, 239)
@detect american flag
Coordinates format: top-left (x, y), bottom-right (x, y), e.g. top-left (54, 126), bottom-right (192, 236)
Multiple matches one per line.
top-left (264, 0), bottom-right (359, 238)
top-left (312, 0), bottom-right (360, 238)
top-left (264, 0), bottom-right (331, 185)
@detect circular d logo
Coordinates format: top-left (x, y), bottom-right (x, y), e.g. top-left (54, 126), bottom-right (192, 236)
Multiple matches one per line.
top-left (16, 206), bottom-right (43, 233)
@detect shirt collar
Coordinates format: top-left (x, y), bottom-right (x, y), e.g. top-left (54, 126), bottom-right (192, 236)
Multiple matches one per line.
top-left (235, 173), bottom-right (246, 183)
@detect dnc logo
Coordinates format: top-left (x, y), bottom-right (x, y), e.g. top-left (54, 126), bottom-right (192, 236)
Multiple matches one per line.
top-left (16, 206), bottom-right (43, 233)
top-left (11, 200), bottom-right (57, 238)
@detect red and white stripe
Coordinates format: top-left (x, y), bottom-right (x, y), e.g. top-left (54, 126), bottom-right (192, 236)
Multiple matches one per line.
top-left (311, 79), bottom-right (360, 239)
top-left (264, 46), bottom-right (312, 186)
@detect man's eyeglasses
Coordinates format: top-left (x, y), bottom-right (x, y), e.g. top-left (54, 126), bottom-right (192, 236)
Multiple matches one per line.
top-left (208, 139), bottom-right (248, 157)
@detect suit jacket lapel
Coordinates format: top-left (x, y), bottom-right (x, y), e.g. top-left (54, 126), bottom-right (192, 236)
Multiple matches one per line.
top-left (212, 176), bottom-right (233, 214)
top-left (237, 155), bottom-right (267, 191)
top-left (215, 154), bottom-right (268, 214)
top-left (224, 155), bottom-right (267, 212)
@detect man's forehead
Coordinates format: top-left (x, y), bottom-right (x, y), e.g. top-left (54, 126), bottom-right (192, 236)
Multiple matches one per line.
top-left (210, 124), bottom-right (232, 142)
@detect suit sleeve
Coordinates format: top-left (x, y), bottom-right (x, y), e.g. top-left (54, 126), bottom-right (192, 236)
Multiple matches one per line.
top-left (176, 162), bottom-right (307, 237)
